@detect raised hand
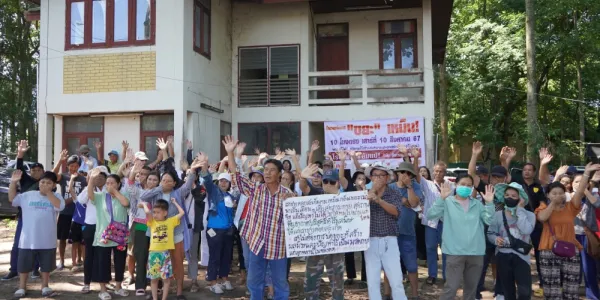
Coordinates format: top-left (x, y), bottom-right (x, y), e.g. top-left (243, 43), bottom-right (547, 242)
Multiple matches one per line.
top-left (301, 164), bottom-right (319, 179)
top-left (190, 158), bottom-right (205, 171)
top-left (274, 149), bottom-right (285, 161)
top-left (482, 184), bottom-right (495, 203)
top-left (122, 140), bottom-right (129, 150)
top-left (167, 135), bottom-right (174, 145)
top-left (259, 152), bottom-right (268, 161)
top-left (59, 149), bottom-right (69, 162)
top-left (93, 140), bottom-right (102, 149)
top-left (410, 146), bottom-right (421, 158)
top-left (254, 147), bottom-right (261, 156)
top-left (124, 149), bottom-right (135, 164)
top-left (196, 152), bottom-right (208, 164)
top-left (235, 142), bottom-right (246, 155)
top-left (472, 141), bottom-right (483, 156)
top-left (285, 149), bottom-right (296, 157)
top-left (310, 140), bottom-right (320, 152)
top-left (241, 155), bottom-right (248, 163)
top-left (132, 160), bottom-right (144, 174)
top-left (540, 151), bottom-right (553, 166)
top-left (17, 140), bottom-right (30, 156)
top-left (156, 138), bottom-right (168, 150)
top-left (11, 170), bottom-right (22, 183)
top-left (208, 163), bottom-right (217, 173)
top-left (440, 182), bottom-right (452, 200)
top-left (222, 135), bottom-right (238, 154)
top-left (186, 139), bottom-right (193, 150)
top-left (337, 150), bottom-right (347, 161)
top-left (584, 162), bottom-right (600, 174)
top-left (397, 144), bottom-right (408, 156)
top-left (348, 150), bottom-right (356, 157)
top-left (180, 159), bottom-right (189, 172)
top-left (556, 165), bottom-right (569, 177)
top-left (506, 147), bottom-right (517, 159)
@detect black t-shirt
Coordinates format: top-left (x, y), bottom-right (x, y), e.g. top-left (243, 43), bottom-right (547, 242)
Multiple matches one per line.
top-left (59, 173), bottom-right (87, 215)
top-left (512, 179), bottom-right (547, 212)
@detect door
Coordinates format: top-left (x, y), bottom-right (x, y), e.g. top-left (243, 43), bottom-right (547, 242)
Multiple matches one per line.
top-left (317, 23), bottom-right (349, 99)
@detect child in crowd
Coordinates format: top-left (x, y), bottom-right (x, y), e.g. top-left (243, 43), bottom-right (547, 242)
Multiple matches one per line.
top-left (139, 197), bottom-right (185, 300)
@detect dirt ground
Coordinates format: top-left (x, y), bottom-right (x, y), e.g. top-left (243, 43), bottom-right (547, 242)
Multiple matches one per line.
top-left (0, 219), bottom-right (548, 300)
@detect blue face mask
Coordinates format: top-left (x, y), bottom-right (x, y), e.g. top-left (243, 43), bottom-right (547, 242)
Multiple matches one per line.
top-left (456, 186), bottom-right (473, 198)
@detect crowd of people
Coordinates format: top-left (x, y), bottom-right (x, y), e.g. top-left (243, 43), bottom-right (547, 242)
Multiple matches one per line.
top-left (4, 134), bottom-right (600, 300)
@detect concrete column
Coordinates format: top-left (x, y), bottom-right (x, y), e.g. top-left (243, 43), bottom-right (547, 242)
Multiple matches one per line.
top-left (422, 0), bottom-right (436, 167)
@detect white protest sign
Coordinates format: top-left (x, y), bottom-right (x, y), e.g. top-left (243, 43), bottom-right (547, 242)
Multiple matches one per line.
top-left (283, 191), bottom-right (370, 257)
top-left (324, 117), bottom-right (426, 171)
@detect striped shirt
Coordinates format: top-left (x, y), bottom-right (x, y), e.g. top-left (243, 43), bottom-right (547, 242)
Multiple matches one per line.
top-left (233, 172), bottom-right (292, 260)
top-left (421, 179), bottom-right (455, 229)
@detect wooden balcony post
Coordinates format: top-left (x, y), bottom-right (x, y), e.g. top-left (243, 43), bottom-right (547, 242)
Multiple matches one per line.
top-left (361, 71), bottom-right (368, 104)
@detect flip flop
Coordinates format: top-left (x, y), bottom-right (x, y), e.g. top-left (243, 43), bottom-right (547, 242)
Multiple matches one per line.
top-left (82, 285), bottom-right (91, 294)
top-left (42, 287), bottom-right (57, 297)
top-left (14, 289), bottom-right (26, 298)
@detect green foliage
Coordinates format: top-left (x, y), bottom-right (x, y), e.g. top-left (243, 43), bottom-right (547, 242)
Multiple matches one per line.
top-left (441, 0), bottom-right (600, 165)
top-left (0, 0), bottom-right (39, 159)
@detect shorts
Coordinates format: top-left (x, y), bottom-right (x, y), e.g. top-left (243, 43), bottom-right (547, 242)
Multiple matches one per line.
top-left (147, 251), bottom-right (173, 280)
top-left (18, 249), bottom-right (56, 273)
top-left (57, 214), bottom-right (73, 240)
top-left (69, 222), bottom-right (84, 244)
top-left (398, 234), bottom-right (418, 273)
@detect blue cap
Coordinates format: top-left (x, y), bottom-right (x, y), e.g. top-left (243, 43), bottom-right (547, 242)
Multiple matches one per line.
top-left (323, 169), bottom-right (339, 181)
top-left (108, 150), bottom-right (119, 156)
top-left (566, 166), bottom-right (577, 175)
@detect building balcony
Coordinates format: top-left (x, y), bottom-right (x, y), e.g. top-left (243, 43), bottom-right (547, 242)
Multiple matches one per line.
top-left (307, 68), bottom-right (424, 106)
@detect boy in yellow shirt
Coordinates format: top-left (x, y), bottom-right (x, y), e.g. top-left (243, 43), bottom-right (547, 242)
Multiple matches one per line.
top-left (139, 198), bottom-right (184, 300)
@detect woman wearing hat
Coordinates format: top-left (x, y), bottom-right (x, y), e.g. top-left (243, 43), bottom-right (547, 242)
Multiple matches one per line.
top-left (199, 159), bottom-right (238, 295)
top-left (486, 182), bottom-right (535, 299)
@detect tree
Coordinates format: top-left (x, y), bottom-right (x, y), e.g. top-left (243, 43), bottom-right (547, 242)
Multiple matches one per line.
top-left (525, 0), bottom-right (539, 163)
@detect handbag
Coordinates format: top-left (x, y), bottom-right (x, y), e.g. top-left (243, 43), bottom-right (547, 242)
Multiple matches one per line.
top-left (501, 212), bottom-right (533, 255)
top-left (100, 194), bottom-right (130, 249)
top-left (583, 225), bottom-right (600, 259)
top-left (548, 221), bottom-right (576, 258)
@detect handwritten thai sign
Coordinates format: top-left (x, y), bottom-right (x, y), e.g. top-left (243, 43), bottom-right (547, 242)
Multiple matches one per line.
top-left (283, 191), bottom-right (370, 257)
top-left (324, 117), bottom-right (426, 171)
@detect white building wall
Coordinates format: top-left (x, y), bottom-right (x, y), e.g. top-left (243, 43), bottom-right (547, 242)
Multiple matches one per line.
top-left (182, 0), bottom-right (233, 160)
top-left (230, 2), bottom-right (435, 165)
top-left (103, 116), bottom-right (142, 159)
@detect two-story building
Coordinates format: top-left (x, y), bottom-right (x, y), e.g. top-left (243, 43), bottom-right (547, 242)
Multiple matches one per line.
top-left (32, 0), bottom-right (452, 167)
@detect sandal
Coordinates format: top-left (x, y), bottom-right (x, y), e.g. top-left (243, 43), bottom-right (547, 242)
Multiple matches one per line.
top-left (190, 283), bottom-right (199, 293)
top-left (344, 279), bottom-right (354, 286)
top-left (176, 295), bottom-right (187, 300)
top-left (135, 289), bottom-right (145, 296)
top-left (82, 285), bottom-right (91, 294)
top-left (113, 289), bottom-right (130, 297)
top-left (98, 292), bottom-right (112, 300)
top-left (42, 287), bottom-right (55, 297)
top-left (14, 289), bottom-right (26, 298)
top-left (356, 281), bottom-right (368, 289)
top-left (426, 277), bottom-right (436, 285)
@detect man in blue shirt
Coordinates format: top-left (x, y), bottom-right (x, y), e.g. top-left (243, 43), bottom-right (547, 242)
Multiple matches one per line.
top-left (384, 161), bottom-right (424, 299)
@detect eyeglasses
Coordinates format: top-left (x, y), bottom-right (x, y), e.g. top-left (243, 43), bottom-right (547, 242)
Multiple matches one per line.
top-left (323, 179), bottom-right (338, 185)
top-left (371, 174), bottom-right (388, 179)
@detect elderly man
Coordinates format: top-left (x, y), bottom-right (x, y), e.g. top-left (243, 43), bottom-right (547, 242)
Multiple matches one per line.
top-left (364, 163), bottom-right (407, 300)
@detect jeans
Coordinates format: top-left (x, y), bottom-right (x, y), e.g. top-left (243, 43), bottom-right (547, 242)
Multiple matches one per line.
top-left (242, 238), bottom-right (272, 286)
top-left (206, 228), bottom-right (234, 281)
top-left (365, 237), bottom-right (408, 300)
top-left (10, 216), bottom-right (39, 274)
top-left (424, 221), bottom-right (446, 279)
top-left (247, 247), bottom-right (289, 300)
top-left (577, 234), bottom-right (600, 300)
top-left (496, 252), bottom-right (532, 300)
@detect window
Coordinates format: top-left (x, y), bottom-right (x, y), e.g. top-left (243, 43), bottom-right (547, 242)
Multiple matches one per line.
top-left (193, 0), bottom-right (211, 58)
top-left (63, 116), bottom-right (104, 160)
top-left (140, 114), bottom-right (174, 162)
top-left (238, 123), bottom-right (300, 154)
top-left (379, 20), bottom-right (417, 69)
top-left (220, 121), bottom-right (231, 159)
top-left (66, 0), bottom-right (155, 50)
top-left (238, 45), bottom-right (299, 107)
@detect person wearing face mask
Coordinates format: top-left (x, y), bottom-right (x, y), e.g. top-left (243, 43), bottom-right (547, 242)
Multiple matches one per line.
top-left (486, 183), bottom-right (535, 300)
top-left (535, 163), bottom-right (600, 299)
top-left (427, 175), bottom-right (495, 300)
top-left (469, 142), bottom-right (509, 300)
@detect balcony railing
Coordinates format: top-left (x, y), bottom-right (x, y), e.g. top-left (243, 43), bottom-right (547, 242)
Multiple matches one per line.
top-left (307, 68), bottom-right (424, 106)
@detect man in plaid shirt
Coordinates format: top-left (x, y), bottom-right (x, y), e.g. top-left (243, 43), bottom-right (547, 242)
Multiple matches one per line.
top-left (224, 136), bottom-right (295, 300)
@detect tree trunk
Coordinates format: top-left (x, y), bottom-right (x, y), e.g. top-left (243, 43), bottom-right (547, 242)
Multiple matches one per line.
top-left (525, 0), bottom-right (538, 163)
top-left (576, 61), bottom-right (585, 163)
top-left (438, 61), bottom-right (449, 163)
